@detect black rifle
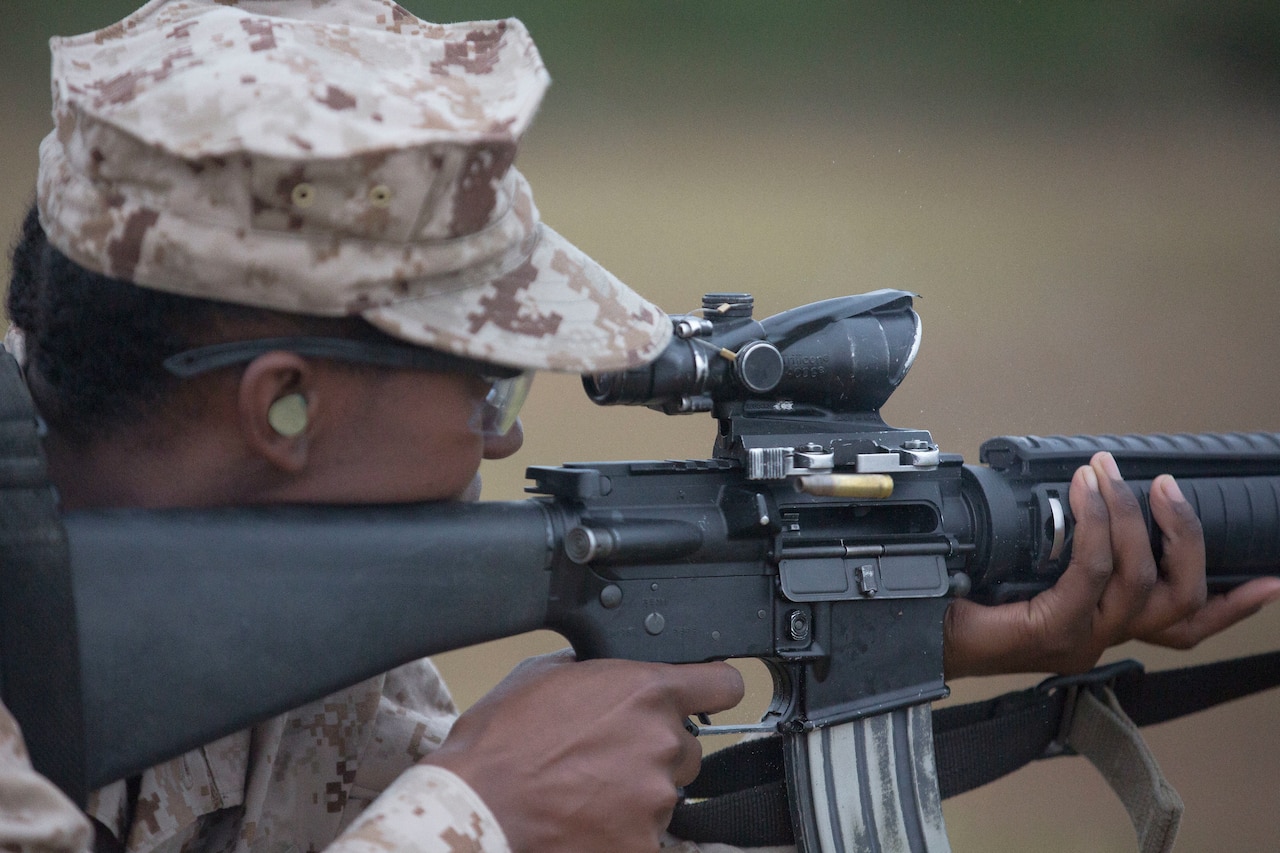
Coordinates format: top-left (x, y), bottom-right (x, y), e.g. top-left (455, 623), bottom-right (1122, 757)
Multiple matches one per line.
top-left (2, 290), bottom-right (1279, 851)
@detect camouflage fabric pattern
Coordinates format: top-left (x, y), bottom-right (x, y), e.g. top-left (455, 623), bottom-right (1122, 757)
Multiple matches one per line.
top-left (85, 658), bottom-right (506, 853)
top-left (38, 0), bottom-right (671, 372)
top-left (0, 702), bottom-right (93, 853)
top-left (1, 672), bottom-right (780, 853)
top-left (328, 767), bottom-right (508, 853)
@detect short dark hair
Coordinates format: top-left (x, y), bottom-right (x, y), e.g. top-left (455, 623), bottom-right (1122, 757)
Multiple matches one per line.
top-left (7, 202), bottom-right (397, 443)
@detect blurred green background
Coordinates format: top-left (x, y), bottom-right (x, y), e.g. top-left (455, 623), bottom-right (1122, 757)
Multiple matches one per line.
top-left (4, 2), bottom-right (1279, 850)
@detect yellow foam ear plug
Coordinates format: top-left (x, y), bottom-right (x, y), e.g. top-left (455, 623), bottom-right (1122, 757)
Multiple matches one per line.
top-left (267, 393), bottom-right (308, 437)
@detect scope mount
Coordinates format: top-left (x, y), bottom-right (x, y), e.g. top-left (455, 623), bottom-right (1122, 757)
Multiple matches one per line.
top-left (584, 289), bottom-right (941, 483)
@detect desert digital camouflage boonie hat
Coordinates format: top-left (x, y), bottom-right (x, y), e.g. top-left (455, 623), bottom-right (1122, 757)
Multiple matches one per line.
top-left (37, 0), bottom-right (670, 373)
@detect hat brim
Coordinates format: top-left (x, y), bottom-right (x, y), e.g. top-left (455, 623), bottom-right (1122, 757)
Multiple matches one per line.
top-left (361, 224), bottom-right (672, 373)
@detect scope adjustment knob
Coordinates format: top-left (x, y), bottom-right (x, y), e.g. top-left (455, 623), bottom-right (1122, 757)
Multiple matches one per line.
top-left (702, 292), bottom-right (754, 318)
top-left (734, 340), bottom-right (785, 394)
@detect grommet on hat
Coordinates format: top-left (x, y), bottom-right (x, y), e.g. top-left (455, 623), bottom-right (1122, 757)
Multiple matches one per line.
top-left (37, 0), bottom-right (671, 374)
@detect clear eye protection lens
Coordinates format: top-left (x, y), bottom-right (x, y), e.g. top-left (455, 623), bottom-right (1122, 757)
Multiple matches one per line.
top-left (473, 371), bottom-right (534, 437)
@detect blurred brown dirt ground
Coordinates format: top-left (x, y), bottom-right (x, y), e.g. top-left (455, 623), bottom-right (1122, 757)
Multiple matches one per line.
top-left (4, 52), bottom-right (1280, 853)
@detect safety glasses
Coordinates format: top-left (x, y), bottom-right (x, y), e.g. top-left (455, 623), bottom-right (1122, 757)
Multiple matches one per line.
top-left (163, 336), bottom-right (532, 437)
top-left (471, 370), bottom-right (534, 438)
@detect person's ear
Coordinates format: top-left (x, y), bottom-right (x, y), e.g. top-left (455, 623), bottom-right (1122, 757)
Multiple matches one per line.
top-left (238, 351), bottom-right (313, 472)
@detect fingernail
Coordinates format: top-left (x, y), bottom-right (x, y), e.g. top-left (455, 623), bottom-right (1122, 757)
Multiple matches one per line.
top-left (1160, 475), bottom-right (1185, 503)
top-left (1081, 464), bottom-right (1099, 493)
top-left (1096, 451), bottom-right (1122, 481)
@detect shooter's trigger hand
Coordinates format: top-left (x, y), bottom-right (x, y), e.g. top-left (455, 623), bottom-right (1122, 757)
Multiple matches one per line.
top-left (422, 652), bottom-right (743, 853)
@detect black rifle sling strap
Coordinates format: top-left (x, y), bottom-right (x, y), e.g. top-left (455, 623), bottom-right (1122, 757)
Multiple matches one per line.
top-left (669, 652), bottom-right (1280, 846)
top-left (0, 351), bottom-right (87, 805)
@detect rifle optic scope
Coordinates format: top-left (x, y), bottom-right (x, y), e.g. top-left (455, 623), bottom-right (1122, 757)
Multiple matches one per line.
top-left (584, 290), bottom-right (922, 416)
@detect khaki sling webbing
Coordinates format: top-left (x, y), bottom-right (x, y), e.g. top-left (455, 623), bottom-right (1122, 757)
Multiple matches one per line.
top-left (1063, 686), bottom-right (1182, 853)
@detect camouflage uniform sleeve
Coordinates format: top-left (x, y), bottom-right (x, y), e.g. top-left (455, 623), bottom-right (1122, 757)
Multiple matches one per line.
top-left (337, 659), bottom-right (794, 853)
top-left (0, 701), bottom-right (92, 853)
top-left (327, 765), bottom-right (510, 853)
top-left (333, 761), bottom-right (793, 853)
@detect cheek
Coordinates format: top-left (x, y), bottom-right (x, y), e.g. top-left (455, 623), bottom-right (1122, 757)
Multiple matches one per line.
top-left (422, 433), bottom-right (486, 500)
top-left (397, 397), bottom-right (486, 501)
top-left (341, 378), bottom-right (488, 503)
top-left (409, 379), bottom-right (488, 499)
top-left (456, 473), bottom-right (484, 503)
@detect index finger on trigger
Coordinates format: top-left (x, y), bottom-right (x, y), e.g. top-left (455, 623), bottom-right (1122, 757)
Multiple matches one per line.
top-left (664, 661), bottom-right (745, 716)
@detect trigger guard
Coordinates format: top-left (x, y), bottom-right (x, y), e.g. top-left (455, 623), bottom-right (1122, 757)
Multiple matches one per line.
top-left (685, 660), bottom-right (798, 737)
